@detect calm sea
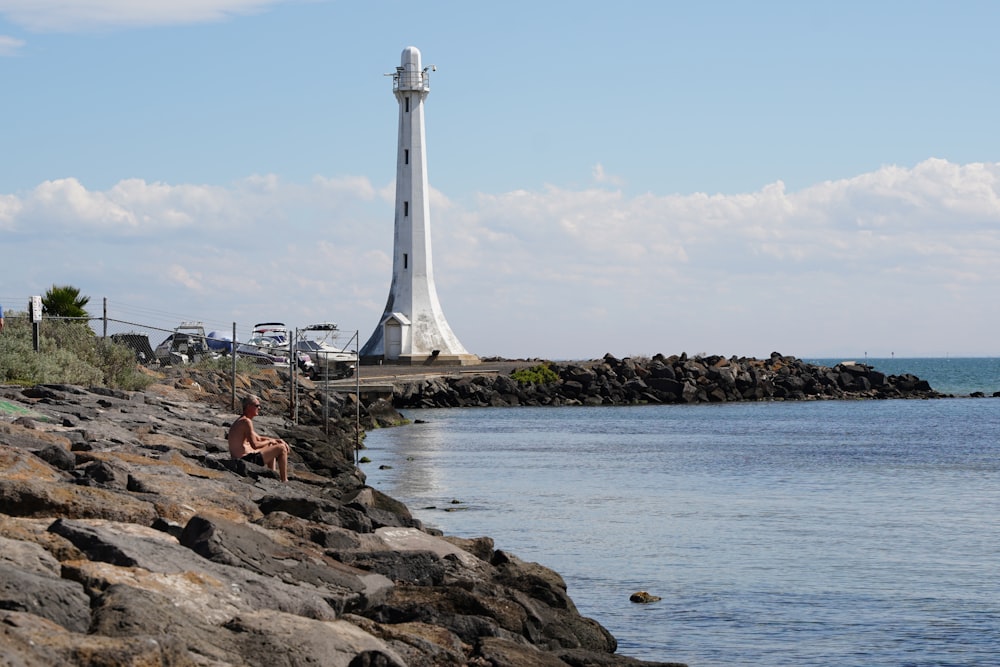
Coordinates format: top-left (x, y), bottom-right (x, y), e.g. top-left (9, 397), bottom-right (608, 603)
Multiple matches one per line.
top-left (364, 358), bottom-right (1000, 667)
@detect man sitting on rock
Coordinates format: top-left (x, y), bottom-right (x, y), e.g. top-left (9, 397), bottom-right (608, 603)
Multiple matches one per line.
top-left (228, 395), bottom-right (290, 482)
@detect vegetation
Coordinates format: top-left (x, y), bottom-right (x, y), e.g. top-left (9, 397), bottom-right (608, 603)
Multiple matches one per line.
top-left (0, 312), bottom-right (152, 390)
top-left (1, 283), bottom-right (272, 390)
top-left (511, 363), bottom-right (560, 385)
top-left (42, 284), bottom-right (91, 318)
top-left (194, 355), bottom-right (263, 376)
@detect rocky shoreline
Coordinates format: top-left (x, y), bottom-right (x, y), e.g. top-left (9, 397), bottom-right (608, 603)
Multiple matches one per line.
top-left (392, 352), bottom-right (946, 408)
top-left (0, 354), bottom-right (945, 666)
top-left (0, 370), bottom-right (687, 667)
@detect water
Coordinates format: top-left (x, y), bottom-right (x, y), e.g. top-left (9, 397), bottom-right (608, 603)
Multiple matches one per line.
top-left (363, 359), bottom-right (1000, 666)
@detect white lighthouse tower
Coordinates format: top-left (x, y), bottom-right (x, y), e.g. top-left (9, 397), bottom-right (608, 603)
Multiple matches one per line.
top-left (360, 46), bottom-right (478, 366)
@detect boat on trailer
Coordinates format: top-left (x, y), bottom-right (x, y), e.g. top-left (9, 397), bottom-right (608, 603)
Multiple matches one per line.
top-left (236, 322), bottom-right (315, 371)
top-left (295, 323), bottom-right (357, 380)
top-left (235, 322), bottom-right (292, 366)
top-left (153, 322), bottom-right (214, 366)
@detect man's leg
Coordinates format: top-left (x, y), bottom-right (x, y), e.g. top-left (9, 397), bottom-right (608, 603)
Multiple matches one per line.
top-left (276, 444), bottom-right (288, 482)
top-left (261, 443), bottom-right (289, 482)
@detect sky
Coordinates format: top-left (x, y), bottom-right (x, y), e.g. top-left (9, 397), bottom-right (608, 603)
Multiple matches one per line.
top-left (2, 1), bottom-right (1000, 360)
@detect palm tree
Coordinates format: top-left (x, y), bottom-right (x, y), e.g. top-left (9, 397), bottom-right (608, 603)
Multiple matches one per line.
top-left (42, 285), bottom-right (91, 318)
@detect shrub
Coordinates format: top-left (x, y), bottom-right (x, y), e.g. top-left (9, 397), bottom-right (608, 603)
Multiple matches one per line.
top-left (195, 355), bottom-right (263, 376)
top-left (0, 312), bottom-right (151, 390)
top-left (511, 363), bottom-right (559, 385)
top-left (96, 338), bottom-right (154, 391)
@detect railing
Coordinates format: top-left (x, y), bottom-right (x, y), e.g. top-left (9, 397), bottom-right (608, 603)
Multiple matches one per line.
top-left (392, 68), bottom-right (430, 93)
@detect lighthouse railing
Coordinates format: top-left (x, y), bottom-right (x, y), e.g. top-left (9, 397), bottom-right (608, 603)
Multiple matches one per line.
top-left (392, 69), bottom-right (430, 93)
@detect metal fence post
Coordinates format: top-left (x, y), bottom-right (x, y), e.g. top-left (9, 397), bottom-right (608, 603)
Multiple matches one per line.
top-left (231, 322), bottom-right (237, 412)
top-left (354, 330), bottom-right (360, 466)
top-left (291, 328), bottom-right (298, 423)
top-left (29, 296), bottom-right (41, 352)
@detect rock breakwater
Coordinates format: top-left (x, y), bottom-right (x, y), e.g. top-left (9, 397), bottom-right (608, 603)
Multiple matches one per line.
top-left (0, 372), bottom-right (685, 667)
top-left (393, 352), bottom-right (943, 408)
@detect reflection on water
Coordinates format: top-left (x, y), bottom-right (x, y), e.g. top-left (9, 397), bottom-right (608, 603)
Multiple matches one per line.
top-left (367, 420), bottom-right (448, 503)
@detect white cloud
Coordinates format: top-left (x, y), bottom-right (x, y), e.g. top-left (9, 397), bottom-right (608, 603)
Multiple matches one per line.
top-left (29, 178), bottom-right (139, 228)
top-left (312, 175), bottom-right (378, 201)
top-left (166, 265), bottom-right (203, 291)
top-left (429, 159), bottom-right (1000, 356)
top-left (9, 174), bottom-right (388, 238)
top-left (0, 0), bottom-right (295, 32)
top-left (0, 192), bottom-right (22, 228)
top-left (0, 34), bottom-right (24, 55)
top-left (591, 163), bottom-right (624, 187)
top-left (3, 158), bottom-right (1000, 358)
top-left (15, 177), bottom-right (226, 233)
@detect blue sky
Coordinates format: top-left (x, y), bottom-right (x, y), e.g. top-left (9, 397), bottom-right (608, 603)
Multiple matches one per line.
top-left (2, 1), bottom-right (1000, 360)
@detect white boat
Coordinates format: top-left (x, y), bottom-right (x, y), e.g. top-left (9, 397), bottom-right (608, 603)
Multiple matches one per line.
top-left (235, 322), bottom-right (293, 366)
top-left (295, 323), bottom-right (357, 379)
top-left (235, 322), bottom-right (316, 370)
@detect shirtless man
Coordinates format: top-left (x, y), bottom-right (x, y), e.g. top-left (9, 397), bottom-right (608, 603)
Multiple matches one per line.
top-left (228, 395), bottom-right (290, 482)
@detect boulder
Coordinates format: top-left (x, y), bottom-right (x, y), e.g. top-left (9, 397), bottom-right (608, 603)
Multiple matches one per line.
top-left (0, 562), bottom-right (91, 632)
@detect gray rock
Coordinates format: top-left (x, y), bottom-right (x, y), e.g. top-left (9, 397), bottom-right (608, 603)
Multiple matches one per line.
top-left (49, 518), bottom-right (346, 619)
top-left (33, 444), bottom-right (77, 471)
top-left (0, 534), bottom-right (61, 575)
top-left (0, 562), bottom-right (91, 632)
top-left (0, 476), bottom-right (158, 524)
top-left (90, 583), bottom-right (245, 664)
top-left (223, 609), bottom-right (407, 667)
top-left (179, 511), bottom-right (394, 612)
top-left (0, 610), bottom-right (196, 667)
top-left (0, 375), bottom-right (689, 666)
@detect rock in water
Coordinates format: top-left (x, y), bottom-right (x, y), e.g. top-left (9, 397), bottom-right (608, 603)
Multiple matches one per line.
top-left (630, 591), bottom-right (662, 603)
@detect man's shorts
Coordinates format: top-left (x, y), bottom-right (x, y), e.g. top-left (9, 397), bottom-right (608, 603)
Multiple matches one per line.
top-left (241, 452), bottom-right (265, 466)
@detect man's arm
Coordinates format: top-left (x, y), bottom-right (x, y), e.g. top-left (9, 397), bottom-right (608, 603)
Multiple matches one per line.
top-left (250, 425), bottom-right (290, 452)
top-left (246, 422), bottom-right (283, 449)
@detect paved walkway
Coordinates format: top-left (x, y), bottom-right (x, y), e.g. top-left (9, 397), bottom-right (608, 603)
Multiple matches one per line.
top-left (361, 360), bottom-right (521, 379)
top-left (331, 359), bottom-right (557, 387)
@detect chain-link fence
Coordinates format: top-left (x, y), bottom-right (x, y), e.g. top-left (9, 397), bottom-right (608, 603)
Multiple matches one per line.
top-left (0, 308), bottom-right (361, 430)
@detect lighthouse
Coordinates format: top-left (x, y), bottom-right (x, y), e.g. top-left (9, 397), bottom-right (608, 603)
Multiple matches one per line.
top-left (360, 46), bottom-right (478, 366)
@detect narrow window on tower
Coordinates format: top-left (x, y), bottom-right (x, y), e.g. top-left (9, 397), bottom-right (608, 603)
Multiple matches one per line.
top-left (404, 149), bottom-right (409, 165)
top-left (405, 97), bottom-right (410, 112)
top-left (404, 253), bottom-right (408, 269)
top-left (404, 201), bottom-right (409, 216)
